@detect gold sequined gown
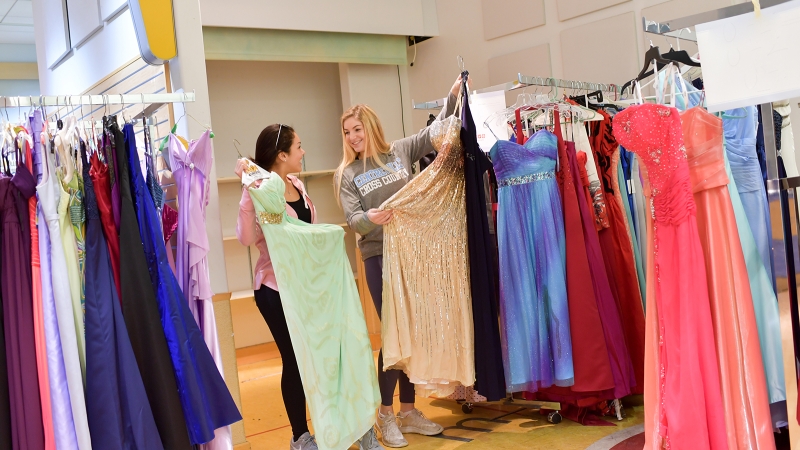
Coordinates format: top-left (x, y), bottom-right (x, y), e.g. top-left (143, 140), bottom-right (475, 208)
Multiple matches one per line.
top-left (380, 114), bottom-right (475, 398)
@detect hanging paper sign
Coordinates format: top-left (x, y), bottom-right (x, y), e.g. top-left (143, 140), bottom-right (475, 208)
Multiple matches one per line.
top-left (470, 90), bottom-right (509, 152)
top-left (241, 159), bottom-right (272, 188)
top-left (695, 1), bottom-right (800, 112)
top-left (128, 0), bottom-right (178, 65)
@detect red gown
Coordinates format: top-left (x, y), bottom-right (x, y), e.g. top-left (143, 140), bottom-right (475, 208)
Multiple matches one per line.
top-left (590, 111), bottom-right (645, 393)
top-left (536, 113), bottom-right (615, 404)
top-left (89, 154), bottom-right (121, 301)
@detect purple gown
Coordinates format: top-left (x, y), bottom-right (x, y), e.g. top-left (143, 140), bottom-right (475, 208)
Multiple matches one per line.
top-left (1, 164), bottom-right (44, 449)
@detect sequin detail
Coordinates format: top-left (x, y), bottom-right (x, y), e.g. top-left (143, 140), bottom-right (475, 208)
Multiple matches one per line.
top-left (380, 114), bottom-right (475, 398)
top-left (257, 211), bottom-right (283, 224)
top-left (497, 171), bottom-right (555, 187)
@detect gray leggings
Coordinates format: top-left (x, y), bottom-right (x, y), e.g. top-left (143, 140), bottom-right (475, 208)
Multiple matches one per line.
top-left (364, 255), bottom-right (416, 406)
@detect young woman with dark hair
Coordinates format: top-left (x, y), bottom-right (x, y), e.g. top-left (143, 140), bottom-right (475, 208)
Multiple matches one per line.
top-left (236, 124), bottom-right (384, 450)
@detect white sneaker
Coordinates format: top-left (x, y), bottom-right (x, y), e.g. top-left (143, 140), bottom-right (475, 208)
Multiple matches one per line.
top-left (358, 427), bottom-right (385, 450)
top-left (377, 411), bottom-right (408, 448)
top-left (289, 432), bottom-right (318, 450)
top-left (397, 409), bottom-right (443, 436)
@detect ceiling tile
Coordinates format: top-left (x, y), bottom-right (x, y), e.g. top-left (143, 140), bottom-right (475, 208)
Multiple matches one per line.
top-left (3, 1), bottom-right (33, 25)
top-left (0, 1), bottom-right (15, 19)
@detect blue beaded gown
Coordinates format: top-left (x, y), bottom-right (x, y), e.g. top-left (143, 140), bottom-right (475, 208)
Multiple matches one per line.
top-left (490, 130), bottom-right (573, 392)
top-left (82, 141), bottom-right (164, 450)
top-left (121, 123), bottom-right (241, 444)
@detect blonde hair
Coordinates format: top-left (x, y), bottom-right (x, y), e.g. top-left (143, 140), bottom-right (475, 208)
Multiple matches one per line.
top-left (334, 104), bottom-right (396, 205)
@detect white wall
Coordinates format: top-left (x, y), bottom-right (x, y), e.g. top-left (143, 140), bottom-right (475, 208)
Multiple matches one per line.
top-left (31, 1), bottom-right (138, 94)
top-left (406, 0), bottom-right (742, 130)
top-left (198, 0), bottom-right (439, 37)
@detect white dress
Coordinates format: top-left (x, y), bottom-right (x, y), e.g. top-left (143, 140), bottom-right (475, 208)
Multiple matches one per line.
top-left (38, 140), bottom-right (93, 450)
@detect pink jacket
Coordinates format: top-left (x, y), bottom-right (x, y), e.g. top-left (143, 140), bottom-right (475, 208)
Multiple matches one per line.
top-left (236, 174), bottom-right (317, 290)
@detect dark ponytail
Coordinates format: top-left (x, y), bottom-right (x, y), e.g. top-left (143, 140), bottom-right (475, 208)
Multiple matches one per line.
top-left (254, 123), bottom-right (295, 170)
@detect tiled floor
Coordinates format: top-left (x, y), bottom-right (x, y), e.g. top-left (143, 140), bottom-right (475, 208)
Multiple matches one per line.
top-left (236, 348), bottom-right (644, 449)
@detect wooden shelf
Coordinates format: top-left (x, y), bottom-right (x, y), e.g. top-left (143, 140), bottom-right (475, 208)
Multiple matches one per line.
top-left (291, 169), bottom-right (336, 178)
top-left (217, 176), bottom-right (240, 184)
top-left (230, 289), bottom-right (255, 301)
top-left (223, 235), bottom-right (238, 242)
top-left (217, 169), bottom-right (334, 184)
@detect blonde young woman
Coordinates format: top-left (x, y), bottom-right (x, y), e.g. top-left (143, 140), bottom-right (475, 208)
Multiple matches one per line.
top-left (335, 76), bottom-right (463, 448)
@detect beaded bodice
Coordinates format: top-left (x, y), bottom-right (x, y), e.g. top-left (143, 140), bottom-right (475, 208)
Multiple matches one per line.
top-left (490, 130), bottom-right (557, 186)
top-left (613, 104), bottom-right (696, 226)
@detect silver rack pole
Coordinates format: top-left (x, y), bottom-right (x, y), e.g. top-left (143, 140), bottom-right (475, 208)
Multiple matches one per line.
top-left (413, 74), bottom-right (619, 110)
top-left (0, 92), bottom-right (196, 108)
top-left (642, 0), bottom-right (791, 38)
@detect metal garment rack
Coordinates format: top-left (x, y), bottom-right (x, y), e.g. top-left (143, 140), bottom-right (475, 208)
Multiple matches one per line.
top-left (0, 92), bottom-right (196, 109)
top-left (644, 2), bottom-right (800, 448)
top-left (413, 74), bottom-right (620, 110)
top-left (414, 72), bottom-right (633, 425)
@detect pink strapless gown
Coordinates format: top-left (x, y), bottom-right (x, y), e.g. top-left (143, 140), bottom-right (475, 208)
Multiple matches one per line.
top-left (613, 104), bottom-right (727, 449)
top-left (682, 107), bottom-right (774, 449)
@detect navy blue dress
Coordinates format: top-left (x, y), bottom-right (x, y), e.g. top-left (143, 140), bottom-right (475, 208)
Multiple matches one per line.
top-left (461, 87), bottom-right (506, 401)
top-left (122, 123), bottom-right (241, 444)
top-left (83, 141), bottom-right (165, 450)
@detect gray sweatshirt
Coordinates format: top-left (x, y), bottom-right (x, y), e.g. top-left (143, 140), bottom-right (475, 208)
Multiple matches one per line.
top-left (339, 92), bottom-right (458, 260)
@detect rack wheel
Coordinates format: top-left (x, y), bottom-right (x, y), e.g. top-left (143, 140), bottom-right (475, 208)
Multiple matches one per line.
top-left (462, 403), bottom-right (474, 414)
top-left (547, 411), bottom-right (562, 424)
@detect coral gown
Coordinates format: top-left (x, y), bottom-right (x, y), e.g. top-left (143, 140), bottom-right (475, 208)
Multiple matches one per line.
top-left (613, 103), bottom-right (727, 449)
top-left (682, 107), bottom-right (774, 449)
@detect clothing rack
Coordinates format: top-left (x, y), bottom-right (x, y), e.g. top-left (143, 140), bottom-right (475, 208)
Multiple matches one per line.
top-left (413, 74), bottom-right (619, 110)
top-left (0, 92), bottom-right (196, 109)
top-left (413, 72), bottom-right (639, 425)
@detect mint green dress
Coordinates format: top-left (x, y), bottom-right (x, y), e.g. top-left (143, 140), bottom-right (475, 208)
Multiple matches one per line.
top-left (248, 174), bottom-right (380, 450)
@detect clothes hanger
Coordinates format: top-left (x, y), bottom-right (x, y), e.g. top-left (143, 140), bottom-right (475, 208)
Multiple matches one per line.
top-left (661, 30), bottom-right (701, 67)
top-left (620, 43), bottom-right (672, 96)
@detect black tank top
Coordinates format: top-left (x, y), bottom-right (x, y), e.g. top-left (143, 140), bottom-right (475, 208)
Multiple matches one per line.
top-left (287, 197), bottom-right (311, 224)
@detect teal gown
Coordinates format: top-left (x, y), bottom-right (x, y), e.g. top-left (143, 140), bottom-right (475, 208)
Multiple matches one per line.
top-left (248, 172), bottom-right (380, 450)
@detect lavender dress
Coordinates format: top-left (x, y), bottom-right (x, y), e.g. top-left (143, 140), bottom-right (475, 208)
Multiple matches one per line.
top-left (490, 130), bottom-right (573, 392)
top-left (168, 131), bottom-right (231, 449)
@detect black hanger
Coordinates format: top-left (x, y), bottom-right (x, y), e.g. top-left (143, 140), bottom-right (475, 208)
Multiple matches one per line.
top-left (661, 47), bottom-right (700, 67)
top-left (620, 45), bottom-right (672, 96)
top-left (569, 90), bottom-right (604, 110)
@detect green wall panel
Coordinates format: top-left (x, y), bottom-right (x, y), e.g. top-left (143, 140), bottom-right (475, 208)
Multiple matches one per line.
top-left (203, 27), bottom-right (408, 65)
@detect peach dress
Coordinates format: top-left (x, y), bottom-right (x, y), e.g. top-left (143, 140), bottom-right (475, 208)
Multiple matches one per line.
top-left (682, 107), bottom-right (774, 449)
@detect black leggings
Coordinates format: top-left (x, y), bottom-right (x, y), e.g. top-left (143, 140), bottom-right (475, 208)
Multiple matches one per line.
top-left (254, 286), bottom-right (308, 440)
top-left (364, 255), bottom-right (416, 407)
